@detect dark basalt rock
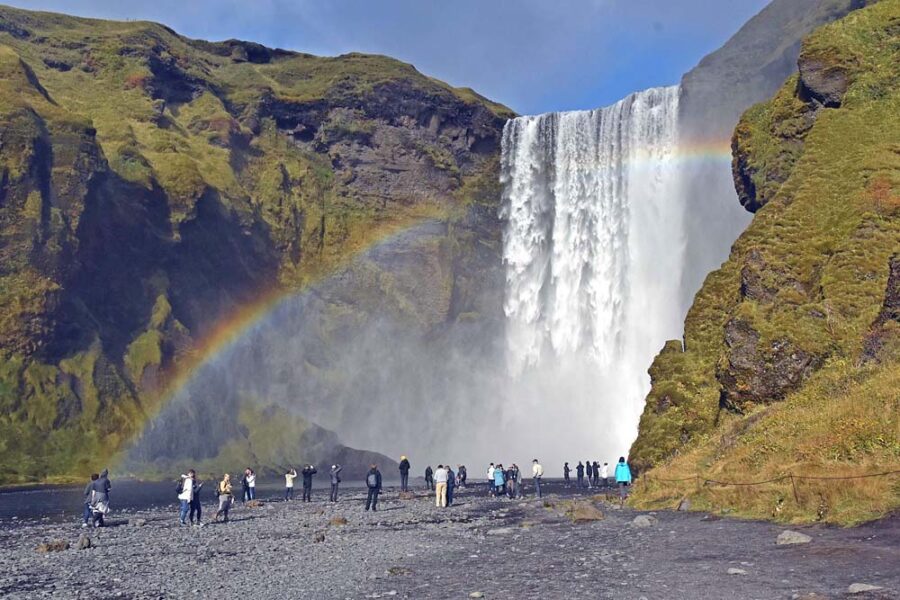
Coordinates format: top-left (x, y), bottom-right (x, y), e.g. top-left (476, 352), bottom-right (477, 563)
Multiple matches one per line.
top-left (717, 318), bottom-right (825, 412)
top-left (862, 254), bottom-right (900, 363)
top-left (798, 55), bottom-right (851, 108)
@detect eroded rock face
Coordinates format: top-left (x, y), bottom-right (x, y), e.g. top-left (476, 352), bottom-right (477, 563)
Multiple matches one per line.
top-left (717, 318), bottom-right (824, 412)
top-left (798, 54), bottom-right (851, 108)
top-left (862, 254), bottom-right (900, 363)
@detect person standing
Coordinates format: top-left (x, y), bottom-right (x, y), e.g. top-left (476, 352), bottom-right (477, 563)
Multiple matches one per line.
top-left (88, 469), bottom-right (112, 527)
top-left (615, 457), bottom-right (633, 507)
top-left (189, 475), bottom-right (203, 526)
top-left (532, 459), bottom-right (544, 498)
top-left (329, 464), bottom-right (343, 502)
top-left (247, 469), bottom-right (257, 500)
top-left (434, 464), bottom-right (449, 507)
top-left (487, 463), bottom-right (496, 496)
top-left (506, 464), bottom-right (518, 499)
top-left (586, 461), bottom-right (594, 489)
top-left (593, 461), bottom-right (602, 487)
top-left (424, 465), bottom-right (434, 490)
top-left (301, 464), bottom-right (317, 502)
top-left (576, 461), bottom-right (585, 488)
top-left (178, 470), bottom-right (194, 526)
top-left (214, 473), bottom-right (233, 522)
top-left (398, 456), bottom-right (411, 492)
top-left (458, 465), bottom-right (467, 488)
top-left (241, 469), bottom-right (251, 502)
top-left (81, 473), bottom-right (98, 528)
top-left (284, 467), bottom-right (298, 501)
top-left (446, 465), bottom-right (456, 507)
top-left (563, 462), bottom-right (571, 487)
top-left (601, 462), bottom-right (610, 489)
top-left (365, 464), bottom-right (382, 511)
top-left (492, 464), bottom-right (506, 497)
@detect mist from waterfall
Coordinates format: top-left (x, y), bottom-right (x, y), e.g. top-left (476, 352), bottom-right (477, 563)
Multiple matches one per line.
top-left (499, 86), bottom-right (686, 461)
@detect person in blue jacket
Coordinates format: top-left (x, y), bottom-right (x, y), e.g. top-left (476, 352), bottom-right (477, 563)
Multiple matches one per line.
top-left (615, 457), bottom-right (633, 507)
top-left (493, 463), bottom-right (506, 497)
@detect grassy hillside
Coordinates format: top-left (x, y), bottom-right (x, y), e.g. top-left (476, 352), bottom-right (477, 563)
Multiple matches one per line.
top-left (631, 0), bottom-right (900, 525)
top-left (0, 5), bottom-right (511, 483)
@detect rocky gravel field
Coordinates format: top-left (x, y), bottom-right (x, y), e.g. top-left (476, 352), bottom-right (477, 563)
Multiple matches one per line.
top-left (0, 481), bottom-right (897, 599)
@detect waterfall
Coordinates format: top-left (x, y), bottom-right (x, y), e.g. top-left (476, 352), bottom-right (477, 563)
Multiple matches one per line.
top-left (500, 86), bottom-right (685, 457)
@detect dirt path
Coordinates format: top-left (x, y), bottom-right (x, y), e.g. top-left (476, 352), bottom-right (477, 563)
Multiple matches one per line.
top-left (0, 482), bottom-right (896, 599)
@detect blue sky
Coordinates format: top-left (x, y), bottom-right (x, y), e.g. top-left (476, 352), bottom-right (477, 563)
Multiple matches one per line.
top-left (8, 0), bottom-right (771, 115)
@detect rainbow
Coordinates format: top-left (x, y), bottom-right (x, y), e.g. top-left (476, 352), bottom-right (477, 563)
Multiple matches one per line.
top-left (123, 137), bottom-right (735, 448)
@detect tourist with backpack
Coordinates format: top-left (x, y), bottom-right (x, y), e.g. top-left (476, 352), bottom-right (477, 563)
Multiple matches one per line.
top-left (615, 457), bottom-right (633, 507)
top-left (398, 456), bottom-right (411, 492)
top-left (329, 464), bottom-right (343, 502)
top-left (301, 464), bottom-right (317, 502)
top-left (365, 464), bottom-right (382, 511)
top-left (214, 473), bottom-right (233, 522)
top-left (81, 473), bottom-right (98, 528)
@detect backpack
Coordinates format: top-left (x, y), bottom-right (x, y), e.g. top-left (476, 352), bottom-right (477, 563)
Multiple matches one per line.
top-left (175, 480), bottom-right (184, 497)
top-left (366, 472), bottom-right (378, 488)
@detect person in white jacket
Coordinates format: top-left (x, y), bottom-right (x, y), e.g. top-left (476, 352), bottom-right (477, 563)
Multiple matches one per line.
top-left (434, 465), bottom-right (449, 508)
top-left (179, 470), bottom-right (195, 525)
top-left (532, 459), bottom-right (544, 498)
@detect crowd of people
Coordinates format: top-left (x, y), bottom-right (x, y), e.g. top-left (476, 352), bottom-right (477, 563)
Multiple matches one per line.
top-left (79, 456), bottom-right (634, 527)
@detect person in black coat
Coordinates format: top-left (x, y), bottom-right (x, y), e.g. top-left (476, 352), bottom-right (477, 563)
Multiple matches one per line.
top-left (424, 466), bottom-right (434, 490)
top-left (365, 464), bottom-right (383, 511)
top-left (301, 464), bottom-right (317, 502)
top-left (398, 456), bottom-right (411, 492)
top-left (576, 461), bottom-right (585, 488)
top-left (563, 462), bottom-right (571, 486)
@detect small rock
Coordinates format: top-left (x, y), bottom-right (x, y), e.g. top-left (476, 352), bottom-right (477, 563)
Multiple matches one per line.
top-left (329, 516), bottom-right (348, 526)
top-left (129, 518), bottom-right (147, 527)
top-left (848, 583), bottom-right (883, 594)
top-left (727, 568), bottom-right (747, 576)
top-left (486, 527), bottom-right (513, 536)
top-left (776, 530), bottom-right (812, 545)
top-left (469, 593), bottom-right (484, 599)
top-left (632, 515), bottom-right (658, 528)
top-left (37, 540), bottom-right (69, 553)
top-left (313, 533), bottom-right (326, 543)
top-left (677, 498), bottom-right (692, 511)
top-left (245, 500), bottom-right (263, 508)
top-left (77, 534), bottom-right (92, 550)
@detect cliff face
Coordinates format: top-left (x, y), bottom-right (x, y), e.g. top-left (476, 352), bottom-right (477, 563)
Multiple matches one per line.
top-left (677, 0), bottom-right (875, 310)
top-left (0, 6), bottom-right (511, 482)
top-left (631, 1), bottom-right (900, 524)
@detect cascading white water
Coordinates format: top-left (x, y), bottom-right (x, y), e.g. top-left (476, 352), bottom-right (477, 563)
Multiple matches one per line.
top-left (500, 86), bottom-right (685, 459)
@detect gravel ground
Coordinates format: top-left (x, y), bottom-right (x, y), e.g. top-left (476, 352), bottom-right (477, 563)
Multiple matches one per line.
top-left (0, 481), bottom-right (896, 599)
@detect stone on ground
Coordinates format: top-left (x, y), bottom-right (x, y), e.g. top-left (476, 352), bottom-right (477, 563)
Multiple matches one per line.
top-left (727, 568), bottom-right (747, 575)
top-left (37, 540), bottom-right (69, 553)
top-left (776, 530), bottom-right (812, 545)
top-left (77, 534), bottom-right (92, 550)
top-left (848, 583), bottom-right (883, 594)
top-left (632, 515), bottom-right (658, 528)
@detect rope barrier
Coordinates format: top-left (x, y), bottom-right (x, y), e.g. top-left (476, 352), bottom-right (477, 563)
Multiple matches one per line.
top-left (644, 469), bottom-right (900, 487)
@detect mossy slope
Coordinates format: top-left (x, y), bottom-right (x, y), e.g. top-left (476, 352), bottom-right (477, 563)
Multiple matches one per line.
top-left (0, 5), bottom-right (511, 482)
top-left (631, 0), bottom-right (900, 525)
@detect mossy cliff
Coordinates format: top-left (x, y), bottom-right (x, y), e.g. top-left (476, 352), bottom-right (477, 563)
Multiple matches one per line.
top-left (631, 0), bottom-right (900, 525)
top-left (0, 6), bottom-right (512, 483)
